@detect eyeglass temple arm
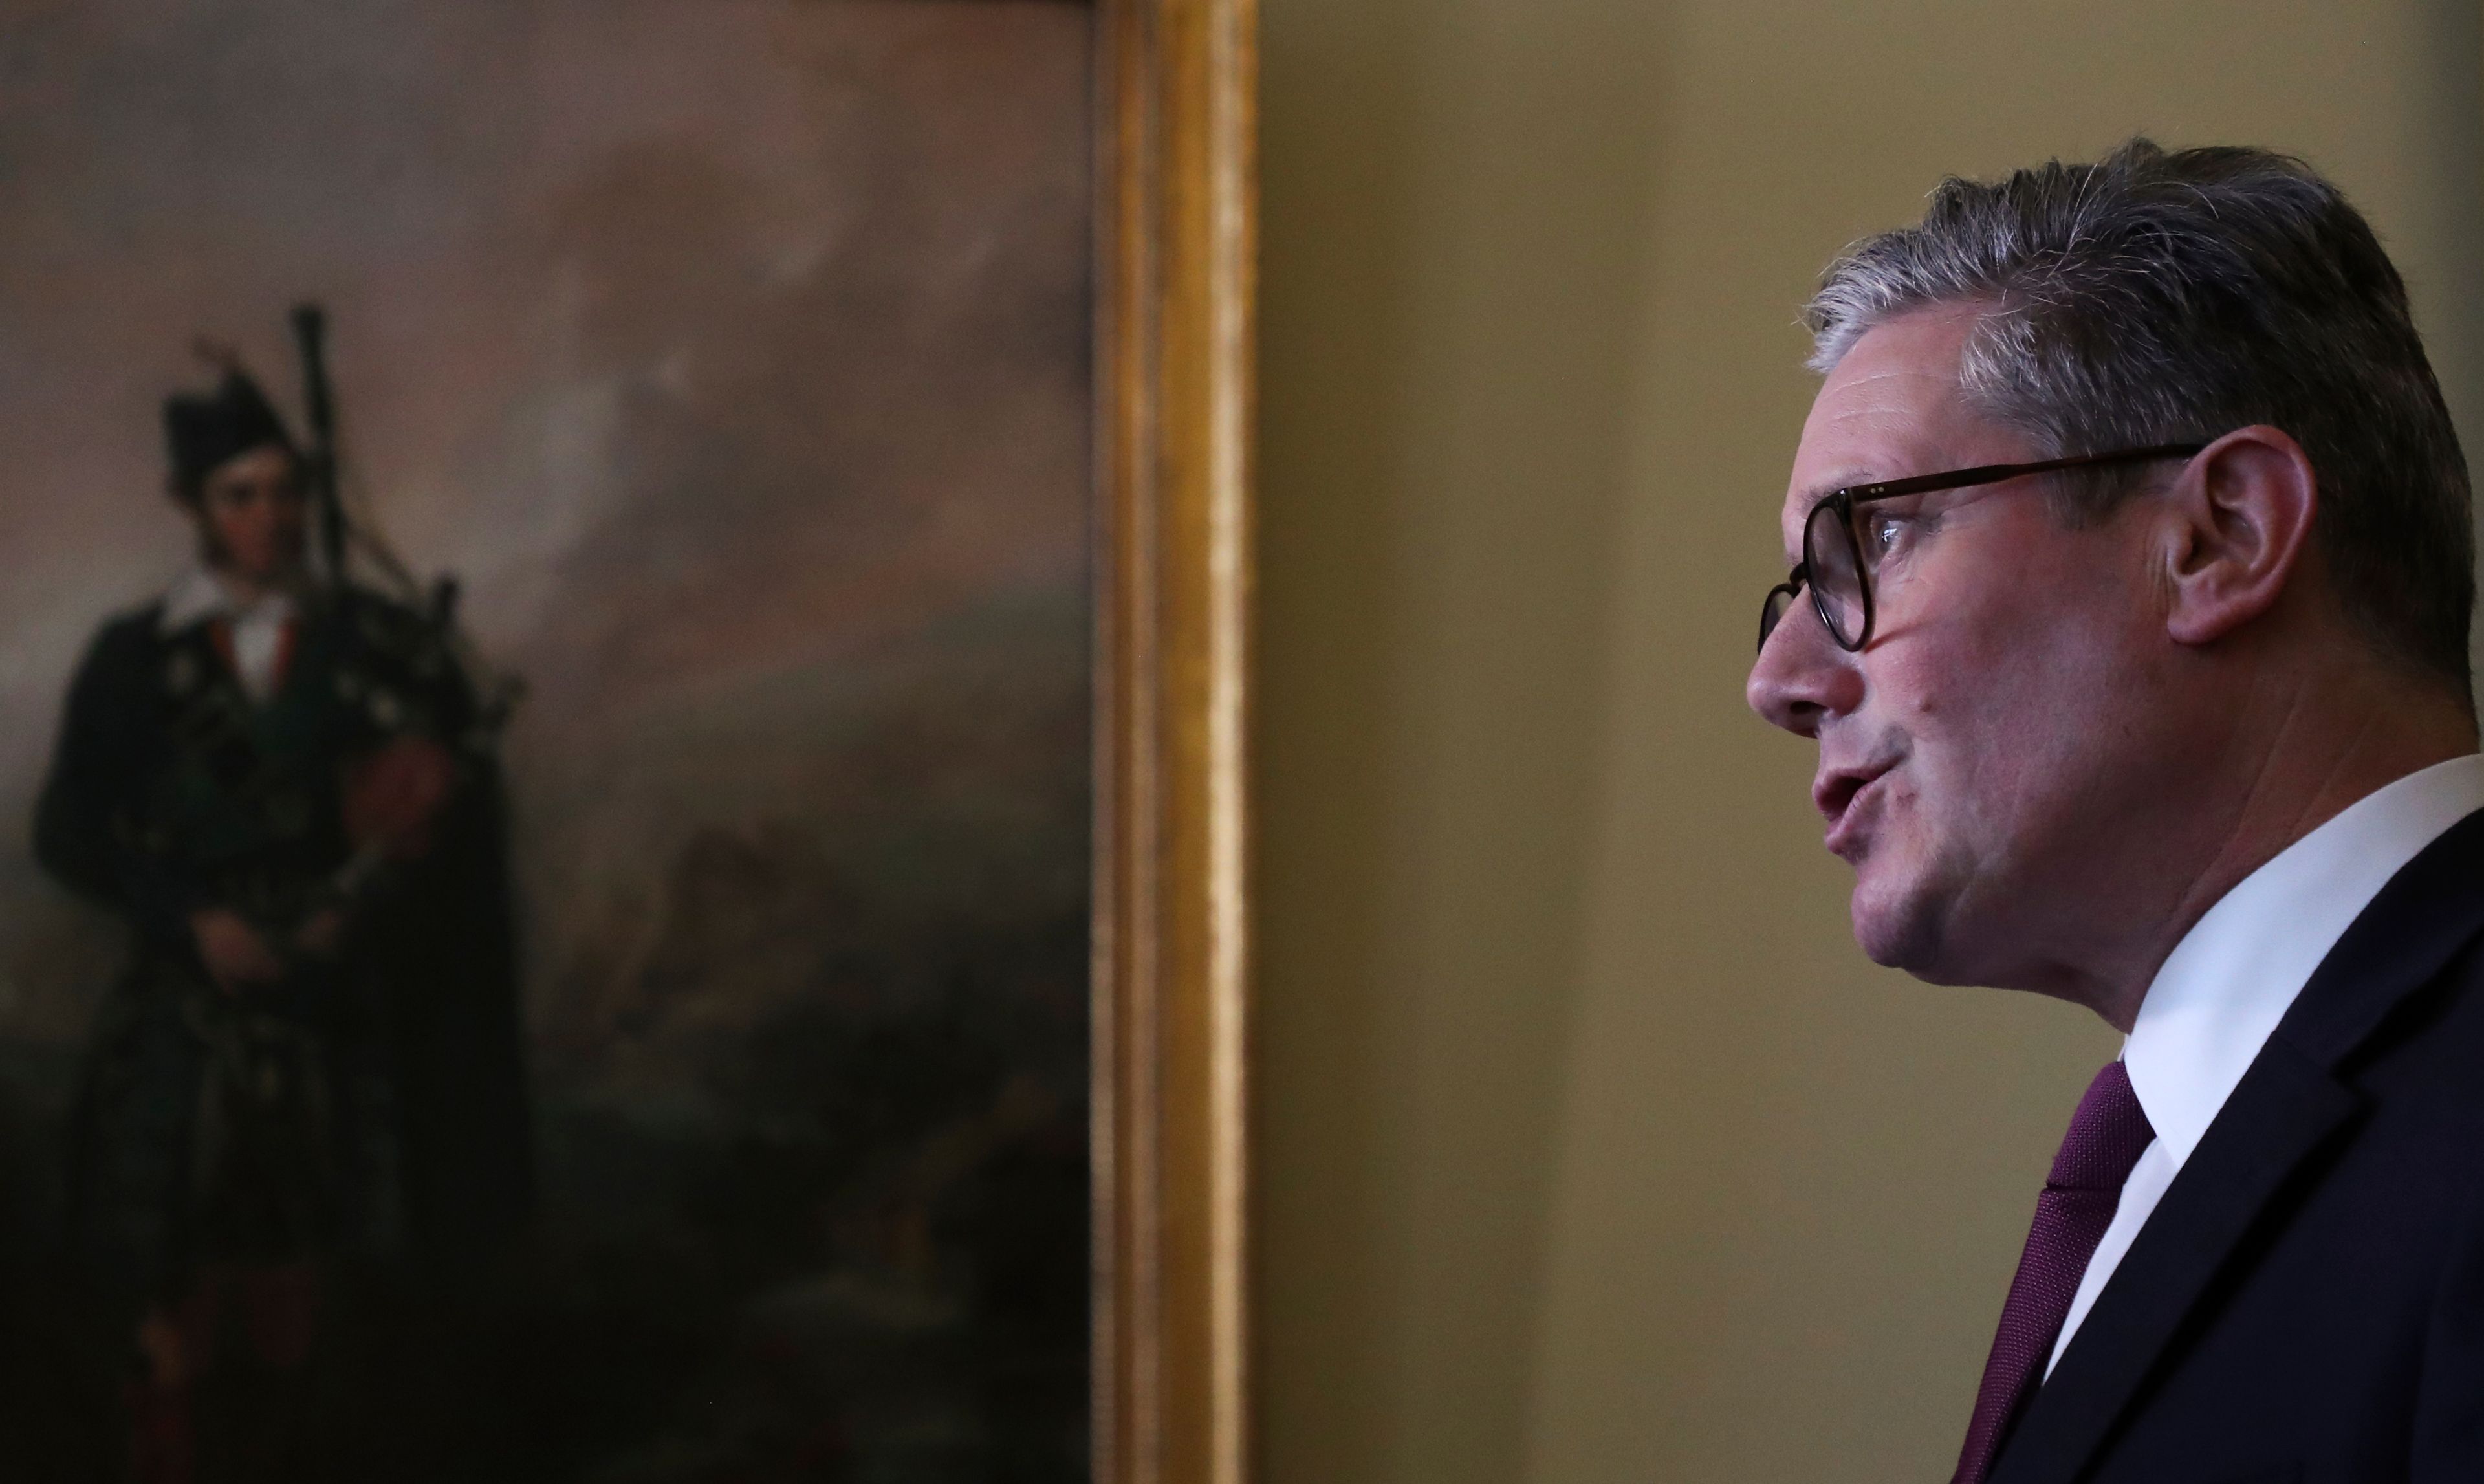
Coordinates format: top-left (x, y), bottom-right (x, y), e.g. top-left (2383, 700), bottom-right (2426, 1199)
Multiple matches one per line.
top-left (1833, 442), bottom-right (2209, 508)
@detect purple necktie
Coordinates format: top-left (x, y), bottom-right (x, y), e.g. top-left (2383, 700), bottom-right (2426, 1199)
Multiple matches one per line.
top-left (1953, 1059), bottom-right (2156, 1484)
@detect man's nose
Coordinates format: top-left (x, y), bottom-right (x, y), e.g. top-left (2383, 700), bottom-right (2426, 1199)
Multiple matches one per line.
top-left (1746, 596), bottom-right (1861, 738)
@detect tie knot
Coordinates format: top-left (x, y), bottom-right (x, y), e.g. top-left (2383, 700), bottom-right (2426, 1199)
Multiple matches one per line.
top-left (2047, 1059), bottom-right (2155, 1193)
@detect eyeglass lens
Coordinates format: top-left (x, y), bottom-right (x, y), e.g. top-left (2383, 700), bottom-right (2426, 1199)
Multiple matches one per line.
top-left (1804, 499), bottom-right (1867, 649)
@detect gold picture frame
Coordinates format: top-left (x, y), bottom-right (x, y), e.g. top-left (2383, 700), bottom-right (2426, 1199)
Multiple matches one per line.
top-left (1093, 2), bottom-right (1257, 1482)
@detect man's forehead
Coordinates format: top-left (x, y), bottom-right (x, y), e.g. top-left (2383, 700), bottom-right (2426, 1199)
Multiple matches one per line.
top-left (1780, 310), bottom-right (2013, 512)
top-left (1802, 314), bottom-right (1974, 441)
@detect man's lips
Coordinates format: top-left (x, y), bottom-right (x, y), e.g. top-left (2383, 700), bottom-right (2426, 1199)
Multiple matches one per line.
top-left (1815, 758), bottom-right (1899, 855)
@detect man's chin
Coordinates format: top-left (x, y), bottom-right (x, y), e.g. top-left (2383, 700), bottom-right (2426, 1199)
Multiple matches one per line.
top-left (1847, 873), bottom-right (1967, 982)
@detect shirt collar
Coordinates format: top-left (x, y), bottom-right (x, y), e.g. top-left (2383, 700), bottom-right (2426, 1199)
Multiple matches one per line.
top-left (2123, 752), bottom-right (2484, 1165)
top-left (158, 565), bottom-right (300, 635)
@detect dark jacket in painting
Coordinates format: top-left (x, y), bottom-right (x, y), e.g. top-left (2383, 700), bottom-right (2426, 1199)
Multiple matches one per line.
top-left (34, 579), bottom-right (531, 1307)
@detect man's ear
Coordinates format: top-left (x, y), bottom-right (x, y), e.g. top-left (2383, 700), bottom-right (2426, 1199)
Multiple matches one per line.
top-left (2161, 425), bottom-right (2319, 648)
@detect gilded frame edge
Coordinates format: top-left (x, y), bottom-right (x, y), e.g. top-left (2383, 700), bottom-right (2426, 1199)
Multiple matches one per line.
top-left (1092, 1), bottom-right (1257, 1482)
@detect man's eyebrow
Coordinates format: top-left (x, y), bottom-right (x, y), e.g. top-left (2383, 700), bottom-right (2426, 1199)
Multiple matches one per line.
top-left (1796, 469), bottom-right (1877, 507)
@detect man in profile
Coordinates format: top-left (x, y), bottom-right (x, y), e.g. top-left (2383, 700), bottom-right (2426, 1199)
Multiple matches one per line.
top-left (1748, 140), bottom-right (2484, 1481)
top-left (38, 360), bottom-right (528, 1480)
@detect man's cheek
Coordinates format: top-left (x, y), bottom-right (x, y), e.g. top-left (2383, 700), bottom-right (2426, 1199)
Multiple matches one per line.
top-left (1871, 763), bottom-right (1931, 855)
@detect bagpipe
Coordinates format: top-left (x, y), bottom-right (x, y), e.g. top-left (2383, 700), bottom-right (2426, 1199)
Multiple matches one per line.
top-left (289, 304), bottom-right (522, 734)
top-left (282, 305), bottom-right (522, 924)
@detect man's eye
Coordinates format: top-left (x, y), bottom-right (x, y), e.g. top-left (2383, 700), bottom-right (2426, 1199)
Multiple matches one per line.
top-left (1864, 512), bottom-right (1910, 554)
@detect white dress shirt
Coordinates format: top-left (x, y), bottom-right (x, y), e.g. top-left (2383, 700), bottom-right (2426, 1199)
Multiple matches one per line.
top-left (2045, 751), bottom-right (2484, 1377)
top-left (161, 566), bottom-right (300, 703)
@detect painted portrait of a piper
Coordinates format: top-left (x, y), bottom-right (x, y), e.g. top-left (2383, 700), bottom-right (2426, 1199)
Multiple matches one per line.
top-left (32, 325), bottom-right (530, 1482)
top-left (0, 5), bottom-right (1099, 1477)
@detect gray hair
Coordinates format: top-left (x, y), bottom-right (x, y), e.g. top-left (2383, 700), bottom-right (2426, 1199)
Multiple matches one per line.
top-left (1805, 138), bottom-right (2475, 695)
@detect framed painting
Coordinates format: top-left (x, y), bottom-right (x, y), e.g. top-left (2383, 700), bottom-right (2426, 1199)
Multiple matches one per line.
top-left (0, 1), bottom-right (1250, 1481)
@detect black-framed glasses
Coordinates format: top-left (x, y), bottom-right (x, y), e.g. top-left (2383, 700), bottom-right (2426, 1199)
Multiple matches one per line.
top-left (1756, 442), bottom-right (2208, 655)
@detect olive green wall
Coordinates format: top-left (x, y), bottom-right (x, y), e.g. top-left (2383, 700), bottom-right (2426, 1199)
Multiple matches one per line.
top-left (1254, 3), bottom-right (2484, 1482)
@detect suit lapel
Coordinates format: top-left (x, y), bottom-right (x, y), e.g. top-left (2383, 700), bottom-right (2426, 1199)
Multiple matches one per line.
top-left (1989, 806), bottom-right (2484, 1484)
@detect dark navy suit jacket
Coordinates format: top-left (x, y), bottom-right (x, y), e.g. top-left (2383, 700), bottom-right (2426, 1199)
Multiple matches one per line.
top-left (1990, 807), bottom-right (2484, 1484)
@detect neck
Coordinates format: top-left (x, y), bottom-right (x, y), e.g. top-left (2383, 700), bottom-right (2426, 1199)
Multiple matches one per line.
top-left (2074, 658), bottom-right (2476, 1033)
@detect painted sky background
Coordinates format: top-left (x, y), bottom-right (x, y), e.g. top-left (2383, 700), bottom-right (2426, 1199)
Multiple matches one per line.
top-left (0, 0), bottom-right (1095, 1045)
